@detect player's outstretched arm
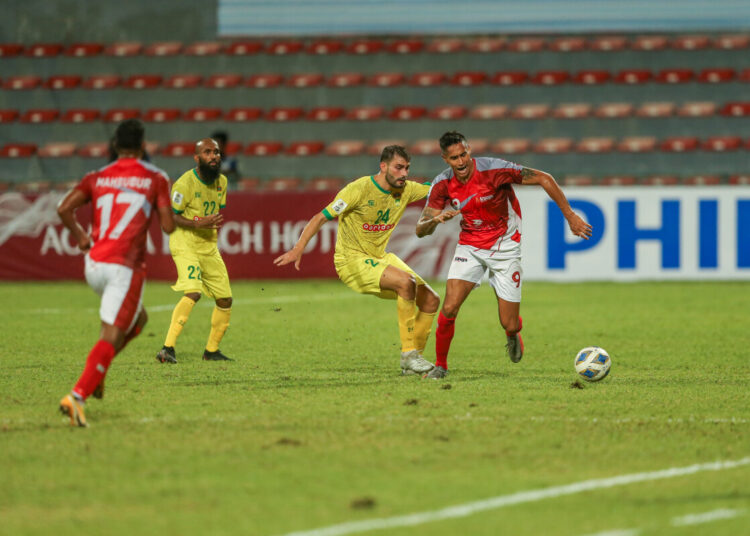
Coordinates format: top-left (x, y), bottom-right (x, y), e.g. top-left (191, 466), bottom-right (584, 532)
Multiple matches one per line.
top-left (57, 188), bottom-right (92, 252)
top-left (415, 206), bottom-right (460, 237)
top-left (273, 211), bottom-right (329, 271)
top-left (521, 167), bottom-right (593, 240)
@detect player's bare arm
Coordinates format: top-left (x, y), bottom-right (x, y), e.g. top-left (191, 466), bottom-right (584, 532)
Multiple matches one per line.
top-left (174, 213), bottom-right (224, 230)
top-left (273, 211), bottom-right (329, 270)
top-left (415, 206), bottom-right (460, 237)
top-left (157, 205), bottom-right (176, 234)
top-left (57, 188), bottom-right (92, 252)
top-left (521, 167), bottom-right (593, 240)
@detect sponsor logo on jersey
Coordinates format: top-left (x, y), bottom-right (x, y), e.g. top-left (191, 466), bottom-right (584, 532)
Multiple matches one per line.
top-left (172, 191), bottom-right (184, 205)
top-left (454, 256), bottom-right (468, 262)
top-left (332, 199), bottom-right (348, 214)
top-left (368, 200), bottom-right (375, 206)
top-left (472, 219), bottom-right (483, 226)
top-left (480, 194), bottom-right (494, 202)
top-left (362, 223), bottom-right (395, 232)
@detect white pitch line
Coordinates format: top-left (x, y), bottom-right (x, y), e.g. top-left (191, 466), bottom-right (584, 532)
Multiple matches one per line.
top-left (277, 457), bottom-right (750, 536)
top-left (671, 508), bottom-right (745, 526)
top-left (581, 530), bottom-right (640, 536)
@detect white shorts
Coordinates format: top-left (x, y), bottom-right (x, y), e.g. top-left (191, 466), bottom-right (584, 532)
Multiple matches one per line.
top-left (85, 255), bottom-right (145, 332)
top-left (447, 243), bottom-right (523, 302)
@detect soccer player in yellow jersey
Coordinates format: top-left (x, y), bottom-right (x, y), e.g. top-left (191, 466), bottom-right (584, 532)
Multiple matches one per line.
top-left (274, 145), bottom-right (445, 374)
top-left (156, 138), bottom-right (233, 363)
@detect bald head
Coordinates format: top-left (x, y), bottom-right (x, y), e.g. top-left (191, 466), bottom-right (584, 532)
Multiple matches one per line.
top-left (194, 138), bottom-right (222, 182)
top-left (195, 138), bottom-right (219, 154)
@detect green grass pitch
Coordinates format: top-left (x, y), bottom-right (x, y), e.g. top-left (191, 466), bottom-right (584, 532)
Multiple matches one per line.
top-left (1, 280), bottom-right (749, 535)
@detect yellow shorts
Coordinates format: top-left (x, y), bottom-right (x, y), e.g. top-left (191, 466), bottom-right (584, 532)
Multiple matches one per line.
top-left (335, 252), bottom-right (425, 299)
top-left (170, 248), bottom-right (232, 299)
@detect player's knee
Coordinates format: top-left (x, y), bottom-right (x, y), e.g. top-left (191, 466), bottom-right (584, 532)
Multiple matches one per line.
top-left (441, 303), bottom-right (460, 318)
top-left (421, 287), bottom-right (440, 313)
top-left (186, 292), bottom-right (201, 303)
top-left (138, 310), bottom-right (148, 328)
top-left (216, 297), bottom-right (232, 309)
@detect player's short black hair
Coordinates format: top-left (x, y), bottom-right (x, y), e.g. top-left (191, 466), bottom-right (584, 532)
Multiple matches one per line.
top-left (439, 131), bottom-right (468, 153)
top-left (211, 131), bottom-right (228, 145)
top-left (114, 119), bottom-right (145, 151)
top-left (380, 145), bottom-right (410, 163)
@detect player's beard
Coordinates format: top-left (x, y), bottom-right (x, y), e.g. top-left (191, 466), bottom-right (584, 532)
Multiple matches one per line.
top-left (198, 160), bottom-right (221, 182)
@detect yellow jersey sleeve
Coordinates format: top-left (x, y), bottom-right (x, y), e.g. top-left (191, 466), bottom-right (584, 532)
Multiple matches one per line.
top-left (322, 181), bottom-right (363, 220)
top-left (407, 181), bottom-right (430, 203)
top-left (171, 171), bottom-right (194, 214)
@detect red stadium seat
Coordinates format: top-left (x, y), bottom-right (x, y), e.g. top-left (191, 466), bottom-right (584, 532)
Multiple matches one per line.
top-left (237, 178), bottom-right (261, 191)
top-left (467, 138), bottom-right (489, 153)
top-left (325, 140), bottom-right (365, 156)
top-left (245, 142), bottom-right (283, 156)
top-left (225, 107), bottom-right (263, 121)
top-left (286, 73), bottom-right (324, 88)
top-left (61, 109), bottom-right (100, 123)
top-left (307, 40), bottom-right (343, 55)
top-left (660, 136), bottom-right (699, 152)
top-left (83, 75), bottom-right (121, 90)
top-left (145, 141), bottom-right (160, 155)
top-left (4, 76), bottom-right (41, 90)
top-left (246, 74), bottom-right (283, 88)
top-left (77, 142), bottom-right (109, 158)
top-left (65, 43), bottom-right (104, 57)
top-left (143, 42), bottom-right (182, 56)
top-left (409, 72), bottom-right (446, 87)
top-left (684, 175), bottom-right (721, 185)
top-left (327, 72), bottom-right (364, 88)
top-left (409, 139), bottom-right (441, 155)
top-left (677, 101), bottom-right (717, 117)
top-left (25, 43), bottom-right (63, 57)
top-left (595, 103), bottom-right (634, 118)
top-left (307, 107), bottom-right (346, 121)
top-left (45, 75), bottom-right (82, 90)
top-left (0, 43), bottom-right (24, 57)
top-left (714, 34), bottom-right (750, 50)
top-left (573, 70), bottom-right (611, 85)
top-left (225, 42), bottom-right (264, 55)
top-left (368, 72), bottom-right (405, 87)
top-left (267, 41), bottom-right (304, 55)
top-left (347, 106), bottom-right (385, 121)
top-left (534, 138), bottom-right (573, 153)
top-left (429, 105), bottom-right (467, 120)
top-left (601, 175), bottom-right (637, 186)
top-left (589, 36), bottom-right (627, 51)
top-left (720, 102), bottom-right (750, 117)
top-left (306, 177), bottom-right (345, 191)
top-left (266, 107), bottom-right (304, 121)
top-left (507, 37), bottom-right (545, 52)
top-left (205, 73), bottom-right (243, 89)
top-left (184, 108), bottom-right (222, 121)
top-left (367, 140), bottom-right (407, 156)
top-left (614, 69), bottom-right (651, 84)
top-left (21, 109), bottom-right (59, 123)
top-left (469, 104), bottom-right (509, 119)
top-left (531, 70), bottom-right (569, 85)
top-left (265, 177), bottom-right (301, 191)
top-left (702, 136), bottom-right (742, 151)
top-left (0, 143), bottom-right (37, 157)
top-left (656, 69), bottom-right (693, 83)
top-left (672, 35), bottom-right (710, 50)
top-left (636, 102), bottom-right (675, 117)
top-left (491, 138), bottom-right (531, 154)
top-left (224, 141), bottom-right (242, 156)
top-left (549, 37), bottom-right (586, 52)
top-left (465, 37), bottom-right (506, 53)
top-left (286, 141), bottom-right (325, 156)
top-left (0, 110), bottom-right (19, 123)
top-left (450, 71), bottom-right (487, 86)
top-left (618, 136), bottom-right (657, 152)
top-left (562, 175), bottom-right (594, 186)
top-left (184, 42), bottom-right (223, 56)
top-left (124, 74), bottom-right (162, 89)
top-left (388, 106), bottom-right (427, 120)
top-left (632, 35), bottom-right (668, 51)
top-left (387, 39), bottom-right (424, 54)
top-left (576, 137), bottom-right (615, 153)
top-left (104, 108), bottom-right (140, 122)
top-left (643, 175), bottom-right (679, 186)
top-left (729, 175), bottom-right (750, 185)
top-left (346, 39), bottom-right (384, 54)
top-left (104, 42), bottom-right (142, 56)
top-left (553, 103), bottom-right (591, 119)
top-left (142, 108), bottom-right (181, 122)
top-left (490, 71), bottom-right (528, 85)
top-left (38, 142), bottom-right (77, 157)
top-left (164, 74), bottom-right (203, 89)
top-left (511, 104), bottom-right (550, 119)
top-left (161, 142), bottom-right (195, 157)
top-left (697, 68), bottom-right (735, 83)
top-left (427, 38), bottom-right (464, 53)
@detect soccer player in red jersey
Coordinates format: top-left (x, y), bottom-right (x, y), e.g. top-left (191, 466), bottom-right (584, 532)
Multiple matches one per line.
top-left (56, 119), bottom-right (175, 426)
top-left (416, 131), bottom-right (592, 378)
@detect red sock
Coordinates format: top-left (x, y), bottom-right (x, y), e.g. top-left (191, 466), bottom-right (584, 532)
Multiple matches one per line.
top-left (73, 340), bottom-right (116, 400)
top-left (505, 315), bottom-right (523, 337)
top-left (435, 312), bottom-right (456, 370)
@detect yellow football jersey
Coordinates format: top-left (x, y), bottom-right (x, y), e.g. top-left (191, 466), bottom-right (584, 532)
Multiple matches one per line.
top-left (323, 176), bottom-right (429, 263)
top-left (169, 168), bottom-right (228, 255)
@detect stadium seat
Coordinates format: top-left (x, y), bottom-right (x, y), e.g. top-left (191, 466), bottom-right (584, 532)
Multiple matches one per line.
top-left (25, 43), bottom-right (63, 57)
top-left (507, 37), bottom-right (545, 52)
top-left (409, 72), bottom-right (446, 87)
top-left (225, 41), bottom-right (264, 55)
top-left (245, 142), bottom-right (283, 156)
top-left (327, 72), bottom-right (364, 87)
top-left (491, 138), bottom-right (531, 154)
top-left (614, 69), bottom-right (651, 84)
top-left (61, 109), bottom-right (100, 123)
top-left (660, 136), bottom-right (699, 152)
top-left (20, 109), bottom-right (59, 123)
top-left (267, 107), bottom-right (304, 121)
top-left (512, 104), bottom-right (550, 119)
top-left (225, 107), bottom-right (263, 121)
top-left (184, 42), bottom-right (223, 56)
top-left (224, 141), bottom-right (242, 156)
top-left (573, 70), bottom-right (611, 84)
top-left (595, 103), bottom-right (634, 118)
top-left (325, 140), bottom-right (365, 156)
top-left (389, 106), bottom-right (427, 120)
top-left (164, 74), bottom-right (203, 89)
top-left (469, 104), bottom-right (509, 119)
top-left (286, 73), bottom-right (324, 88)
top-left (632, 35), bottom-right (668, 50)
top-left (534, 138), bottom-right (573, 153)
top-left (553, 103), bottom-right (592, 119)
top-left (77, 142), bottom-right (109, 158)
top-left (38, 142), bottom-right (77, 157)
top-left (467, 138), bottom-right (489, 153)
top-left (286, 141), bottom-right (325, 156)
top-left (368, 72), bottom-right (405, 87)
top-left (4, 75), bottom-right (41, 90)
top-left (550, 36), bottom-right (587, 52)
top-left (387, 39), bottom-right (424, 54)
top-left (672, 35), bottom-right (710, 50)
top-left (576, 137), bottom-right (615, 153)
top-left (184, 108), bottom-right (222, 121)
top-left (347, 106), bottom-right (385, 121)
top-left (14, 181), bottom-right (51, 192)
top-left (643, 175), bottom-right (679, 185)
top-left (346, 39), bottom-right (384, 54)
top-left (697, 68), bottom-right (735, 83)
top-left (83, 75), bottom-right (121, 90)
top-left (265, 177), bottom-right (301, 191)
top-left (450, 71), bottom-right (487, 86)
top-left (161, 142), bottom-right (195, 157)
top-left (142, 108), bottom-right (181, 122)
top-left (426, 38), bottom-right (464, 53)
top-left (618, 136), bottom-right (657, 152)
top-left (714, 34), bottom-right (750, 49)
top-left (589, 36), bottom-right (627, 51)
top-left (720, 102), bottom-right (750, 117)
top-left (656, 68), bottom-right (694, 83)
top-left (601, 175), bottom-right (637, 186)
top-left (65, 42), bottom-right (104, 57)
top-left (104, 108), bottom-right (140, 122)
top-left (465, 37), bottom-right (506, 52)
top-left (429, 105), bottom-right (466, 120)
top-left (367, 140), bottom-right (407, 156)
top-left (702, 136), bottom-right (742, 151)
top-left (0, 143), bottom-right (37, 157)
top-left (561, 175), bottom-right (594, 186)
top-left (531, 70), bottom-right (569, 85)
top-left (729, 174), bottom-right (750, 185)
top-left (104, 42), bottom-right (142, 56)
top-left (307, 107), bottom-right (346, 121)
top-left (409, 139), bottom-right (441, 155)
top-left (124, 74), bottom-right (163, 89)
top-left (684, 174), bottom-right (721, 185)
top-left (636, 102), bottom-right (675, 117)
top-left (45, 75), bottom-right (82, 90)
top-left (246, 74), bottom-right (284, 88)
top-left (0, 43), bottom-right (24, 57)
top-left (491, 71), bottom-right (528, 85)
top-left (306, 40), bottom-right (343, 55)
top-left (677, 101), bottom-right (716, 117)
top-left (267, 41), bottom-right (304, 55)
top-left (306, 177), bottom-right (345, 191)
top-left (205, 73), bottom-right (243, 89)
top-left (0, 110), bottom-right (19, 123)
top-left (236, 178), bottom-right (261, 191)
top-left (143, 42), bottom-right (182, 56)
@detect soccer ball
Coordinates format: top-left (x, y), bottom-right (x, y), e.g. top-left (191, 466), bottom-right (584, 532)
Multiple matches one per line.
top-left (574, 346), bottom-right (611, 382)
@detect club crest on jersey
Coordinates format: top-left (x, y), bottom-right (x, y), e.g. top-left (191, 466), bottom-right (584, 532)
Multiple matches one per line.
top-left (450, 199), bottom-right (461, 210)
top-left (368, 200), bottom-right (375, 206)
top-left (195, 192), bottom-right (201, 198)
top-left (172, 191), bottom-right (184, 205)
top-left (332, 199), bottom-right (348, 214)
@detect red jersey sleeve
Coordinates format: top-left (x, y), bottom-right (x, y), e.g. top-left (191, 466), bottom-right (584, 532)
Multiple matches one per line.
top-left (74, 171), bottom-right (96, 200)
top-left (488, 158), bottom-right (523, 188)
top-left (427, 179), bottom-right (449, 210)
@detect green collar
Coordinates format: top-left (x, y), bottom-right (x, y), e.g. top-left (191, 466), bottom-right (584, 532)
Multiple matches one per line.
top-left (370, 175), bottom-right (391, 195)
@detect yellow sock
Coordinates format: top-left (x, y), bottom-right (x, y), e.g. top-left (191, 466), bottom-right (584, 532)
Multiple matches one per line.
top-left (164, 295), bottom-right (196, 347)
top-left (396, 296), bottom-right (417, 353)
top-left (206, 306), bottom-right (231, 352)
top-left (414, 310), bottom-right (437, 354)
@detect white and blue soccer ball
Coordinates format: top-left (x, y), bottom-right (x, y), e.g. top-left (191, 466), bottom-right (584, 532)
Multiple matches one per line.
top-left (574, 346), bottom-right (611, 382)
